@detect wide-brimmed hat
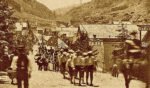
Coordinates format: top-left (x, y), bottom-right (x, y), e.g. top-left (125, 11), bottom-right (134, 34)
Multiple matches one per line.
top-left (76, 49), bottom-right (81, 53)
top-left (87, 51), bottom-right (93, 56)
top-left (88, 51), bottom-right (93, 54)
top-left (83, 52), bottom-right (88, 56)
top-left (68, 49), bottom-right (74, 53)
top-left (63, 52), bottom-right (67, 55)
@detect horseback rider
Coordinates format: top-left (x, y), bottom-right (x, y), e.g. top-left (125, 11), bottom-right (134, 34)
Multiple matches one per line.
top-left (124, 30), bottom-right (143, 77)
top-left (124, 30), bottom-right (142, 63)
top-left (125, 30), bottom-right (142, 59)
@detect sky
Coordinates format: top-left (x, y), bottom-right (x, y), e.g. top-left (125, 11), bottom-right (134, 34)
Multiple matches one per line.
top-left (37, 0), bottom-right (91, 10)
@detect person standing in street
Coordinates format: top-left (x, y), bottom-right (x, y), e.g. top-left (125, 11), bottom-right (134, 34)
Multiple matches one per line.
top-left (74, 50), bottom-right (81, 79)
top-left (66, 50), bottom-right (76, 84)
top-left (112, 63), bottom-right (119, 77)
top-left (58, 49), bottom-right (63, 72)
top-left (48, 47), bottom-right (54, 62)
top-left (37, 55), bottom-right (43, 71)
top-left (9, 52), bottom-right (18, 85)
top-left (60, 52), bottom-right (68, 79)
top-left (78, 53), bottom-right (87, 86)
top-left (85, 51), bottom-right (97, 86)
top-left (12, 45), bottom-right (32, 88)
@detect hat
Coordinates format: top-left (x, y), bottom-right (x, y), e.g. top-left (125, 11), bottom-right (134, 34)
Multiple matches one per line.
top-left (60, 49), bottom-right (63, 52)
top-left (88, 51), bottom-right (93, 54)
top-left (88, 51), bottom-right (93, 56)
top-left (83, 52), bottom-right (88, 56)
top-left (66, 53), bottom-right (69, 56)
top-left (68, 49), bottom-right (74, 53)
top-left (63, 52), bottom-right (67, 55)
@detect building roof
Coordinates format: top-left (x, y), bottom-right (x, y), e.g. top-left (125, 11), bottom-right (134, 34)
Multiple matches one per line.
top-left (79, 24), bottom-right (140, 39)
top-left (56, 27), bottom-right (78, 37)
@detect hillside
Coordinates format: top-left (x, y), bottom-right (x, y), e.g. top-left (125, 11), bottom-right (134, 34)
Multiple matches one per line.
top-left (8, 0), bottom-right (55, 26)
top-left (65, 0), bottom-right (150, 24)
top-left (55, 4), bottom-right (79, 15)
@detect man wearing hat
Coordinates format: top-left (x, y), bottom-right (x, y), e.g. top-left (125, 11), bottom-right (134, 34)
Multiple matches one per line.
top-left (85, 51), bottom-right (96, 86)
top-left (74, 50), bottom-right (82, 81)
top-left (60, 51), bottom-right (68, 79)
top-left (11, 45), bottom-right (32, 88)
top-left (78, 52), bottom-right (87, 86)
top-left (58, 49), bottom-right (63, 71)
top-left (124, 30), bottom-right (142, 76)
top-left (125, 30), bottom-right (142, 59)
top-left (66, 50), bottom-right (76, 84)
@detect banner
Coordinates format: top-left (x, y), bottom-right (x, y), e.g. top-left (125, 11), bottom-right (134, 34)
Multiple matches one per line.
top-left (58, 38), bottom-right (68, 48)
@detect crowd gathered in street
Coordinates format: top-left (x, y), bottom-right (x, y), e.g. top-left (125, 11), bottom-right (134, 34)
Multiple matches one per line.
top-left (35, 43), bottom-right (98, 86)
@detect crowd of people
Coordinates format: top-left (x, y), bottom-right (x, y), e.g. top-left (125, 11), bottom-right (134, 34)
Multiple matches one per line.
top-left (35, 45), bottom-right (98, 86)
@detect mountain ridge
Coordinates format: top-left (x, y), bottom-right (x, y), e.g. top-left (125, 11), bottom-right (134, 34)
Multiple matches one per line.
top-left (8, 0), bottom-right (55, 26)
top-left (65, 0), bottom-right (150, 24)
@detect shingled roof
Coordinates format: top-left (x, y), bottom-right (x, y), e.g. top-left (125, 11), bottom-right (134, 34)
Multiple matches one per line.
top-left (79, 24), bottom-right (140, 39)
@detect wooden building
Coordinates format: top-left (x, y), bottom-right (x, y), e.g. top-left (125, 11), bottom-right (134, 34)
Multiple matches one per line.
top-left (80, 24), bottom-right (140, 71)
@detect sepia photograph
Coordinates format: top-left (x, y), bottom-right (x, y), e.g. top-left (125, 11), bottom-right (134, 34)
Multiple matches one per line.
top-left (0, 0), bottom-right (150, 88)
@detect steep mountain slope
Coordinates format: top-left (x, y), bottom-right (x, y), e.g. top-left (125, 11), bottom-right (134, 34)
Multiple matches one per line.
top-left (65, 0), bottom-right (150, 24)
top-left (55, 4), bottom-right (79, 15)
top-left (7, 0), bottom-right (54, 26)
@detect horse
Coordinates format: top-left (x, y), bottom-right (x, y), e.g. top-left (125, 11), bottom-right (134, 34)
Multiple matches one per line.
top-left (121, 57), bottom-right (149, 88)
top-left (117, 42), bottom-right (150, 88)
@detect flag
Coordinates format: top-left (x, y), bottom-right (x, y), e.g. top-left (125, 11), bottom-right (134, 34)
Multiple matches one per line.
top-left (72, 27), bottom-right (81, 43)
top-left (58, 38), bottom-right (68, 48)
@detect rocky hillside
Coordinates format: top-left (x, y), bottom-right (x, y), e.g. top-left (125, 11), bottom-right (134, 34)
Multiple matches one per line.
top-left (8, 0), bottom-right (55, 26)
top-left (55, 4), bottom-right (79, 15)
top-left (65, 0), bottom-right (150, 24)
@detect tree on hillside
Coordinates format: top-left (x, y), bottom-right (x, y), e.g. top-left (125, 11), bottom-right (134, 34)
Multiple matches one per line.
top-left (0, 0), bottom-right (17, 71)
